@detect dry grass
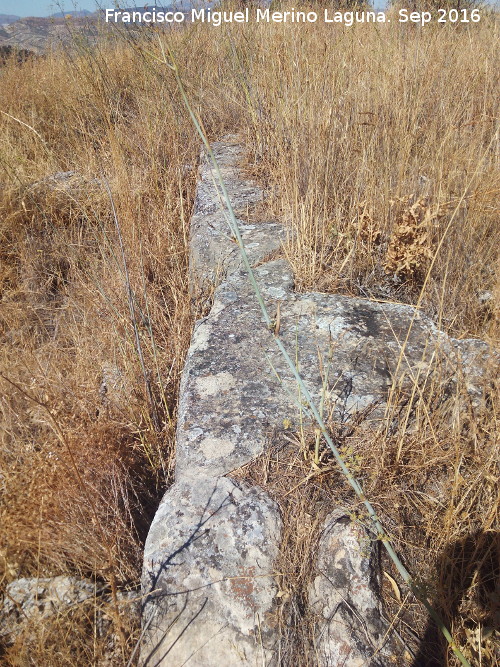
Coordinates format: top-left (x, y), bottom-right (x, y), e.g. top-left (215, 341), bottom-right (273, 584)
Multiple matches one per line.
top-left (232, 14), bottom-right (499, 664)
top-left (235, 18), bottom-right (500, 665)
top-left (240, 10), bottom-right (499, 341)
top-left (2, 591), bottom-right (141, 666)
top-left (234, 353), bottom-right (498, 664)
top-left (0, 27), bottom-right (244, 663)
top-left (0, 8), bottom-right (498, 665)
top-left (232, 439), bottom-right (334, 666)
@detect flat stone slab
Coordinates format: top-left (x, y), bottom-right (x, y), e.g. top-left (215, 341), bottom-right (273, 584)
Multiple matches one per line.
top-left (177, 255), bottom-right (489, 480)
top-left (190, 141), bottom-right (285, 288)
top-left (141, 477), bottom-right (281, 666)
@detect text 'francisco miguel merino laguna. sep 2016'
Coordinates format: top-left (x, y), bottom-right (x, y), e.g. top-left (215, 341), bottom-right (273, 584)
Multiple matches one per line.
top-left (105, 7), bottom-right (482, 27)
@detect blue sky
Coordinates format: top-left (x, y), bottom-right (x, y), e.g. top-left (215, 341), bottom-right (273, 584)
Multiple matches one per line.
top-left (2, 0), bottom-right (392, 17)
top-left (1, 0), bottom-right (497, 16)
top-left (0, 0), bottom-right (100, 16)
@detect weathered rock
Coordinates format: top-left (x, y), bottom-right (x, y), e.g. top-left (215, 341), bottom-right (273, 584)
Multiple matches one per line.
top-left (309, 511), bottom-right (396, 666)
top-left (452, 337), bottom-right (495, 408)
top-left (140, 141), bottom-right (293, 666)
top-left (142, 477), bottom-right (281, 666)
top-left (26, 170), bottom-right (102, 201)
top-left (190, 141), bottom-right (285, 290)
top-left (141, 138), bottom-right (496, 666)
top-left (1, 575), bottom-right (140, 649)
top-left (1, 576), bottom-right (99, 641)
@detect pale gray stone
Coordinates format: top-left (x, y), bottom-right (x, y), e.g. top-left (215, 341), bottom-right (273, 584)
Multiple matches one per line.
top-left (1, 575), bottom-right (140, 648)
top-left (1, 576), bottom-right (98, 641)
top-left (141, 477), bottom-right (281, 667)
top-left (309, 511), bottom-right (395, 666)
top-left (190, 140), bottom-right (286, 290)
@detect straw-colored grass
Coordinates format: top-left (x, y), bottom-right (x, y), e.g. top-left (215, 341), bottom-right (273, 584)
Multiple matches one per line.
top-left (0, 7), bottom-right (498, 664)
top-left (0, 30), bottom-right (242, 663)
top-left (235, 15), bottom-right (499, 664)
top-left (239, 11), bottom-right (499, 342)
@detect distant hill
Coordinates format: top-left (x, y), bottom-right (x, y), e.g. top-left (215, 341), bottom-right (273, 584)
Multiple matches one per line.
top-left (0, 16), bottom-right (99, 54)
top-left (0, 2), bottom-right (215, 54)
top-left (50, 9), bottom-right (95, 18)
top-left (0, 14), bottom-right (20, 24)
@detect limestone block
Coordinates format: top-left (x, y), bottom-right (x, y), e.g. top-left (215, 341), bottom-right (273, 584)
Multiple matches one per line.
top-left (309, 511), bottom-right (396, 666)
top-left (141, 138), bottom-right (496, 666)
top-left (141, 477), bottom-right (282, 666)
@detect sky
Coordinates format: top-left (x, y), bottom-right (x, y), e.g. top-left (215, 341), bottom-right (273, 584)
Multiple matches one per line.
top-left (0, 0), bottom-right (100, 16)
top-left (2, 0), bottom-right (392, 17)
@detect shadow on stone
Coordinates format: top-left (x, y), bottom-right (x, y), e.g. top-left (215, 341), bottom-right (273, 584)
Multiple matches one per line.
top-left (141, 481), bottom-right (233, 666)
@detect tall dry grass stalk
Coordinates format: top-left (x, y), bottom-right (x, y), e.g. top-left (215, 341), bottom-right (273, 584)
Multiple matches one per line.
top-left (0, 8), bottom-right (498, 664)
top-left (235, 15), bottom-right (499, 663)
top-left (0, 28), bottom-right (244, 663)
top-left (238, 12), bottom-right (499, 341)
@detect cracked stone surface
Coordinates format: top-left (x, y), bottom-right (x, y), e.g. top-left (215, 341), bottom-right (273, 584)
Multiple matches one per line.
top-left (309, 511), bottom-right (394, 667)
top-left (142, 477), bottom-right (281, 667)
top-left (0, 576), bottom-right (140, 646)
top-left (141, 138), bottom-right (496, 666)
top-left (1, 577), bottom-right (99, 641)
top-left (190, 142), bottom-right (285, 290)
top-left (140, 140), bottom-right (289, 667)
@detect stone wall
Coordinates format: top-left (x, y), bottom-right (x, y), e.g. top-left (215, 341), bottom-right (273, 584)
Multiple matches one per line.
top-left (140, 138), bottom-right (492, 666)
